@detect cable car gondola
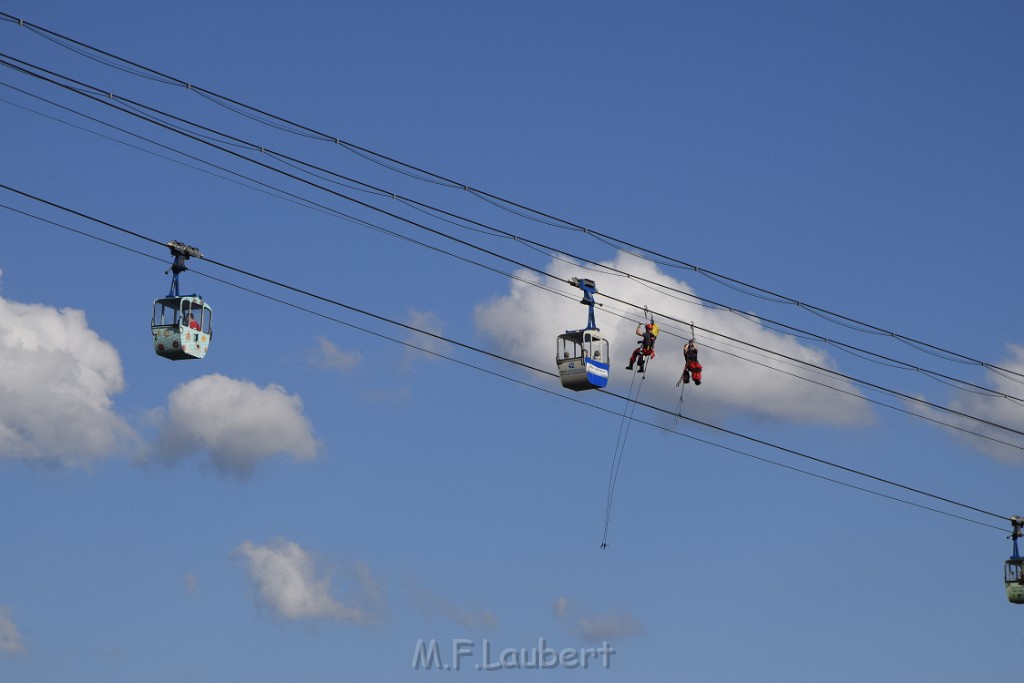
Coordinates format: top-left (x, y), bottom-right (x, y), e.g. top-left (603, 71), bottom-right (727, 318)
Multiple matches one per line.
top-left (556, 277), bottom-right (609, 391)
top-left (1006, 516), bottom-right (1024, 604)
top-left (152, 241), bottom-right (212, 361)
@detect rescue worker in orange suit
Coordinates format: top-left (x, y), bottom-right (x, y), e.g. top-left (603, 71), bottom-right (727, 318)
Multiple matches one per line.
top-left (626, 323), bottom-right (657, 372)
top-left (682, 340), bottom-right (702, 385)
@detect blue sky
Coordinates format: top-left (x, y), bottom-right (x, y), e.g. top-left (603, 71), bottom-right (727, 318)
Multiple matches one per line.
top-left (1, 1), bottom-right (1023, 681)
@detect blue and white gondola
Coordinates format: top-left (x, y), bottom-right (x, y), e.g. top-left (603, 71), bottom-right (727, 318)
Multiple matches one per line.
top-left (556, 277), bottom-right (610, 391)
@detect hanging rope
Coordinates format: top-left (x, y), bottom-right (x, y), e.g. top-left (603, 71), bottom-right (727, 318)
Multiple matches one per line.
top-left (674, 375), bottom-right (686, 428)
top-left (601, 354), bottom-right (654, 548)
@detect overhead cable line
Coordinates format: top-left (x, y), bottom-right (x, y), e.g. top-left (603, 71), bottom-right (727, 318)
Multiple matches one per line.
top-left (2, 205), bottom-right (1005, 538)
top-left (0, 53), bottom-right (556, 276)
top-left (0, 82), bottom-right (352, 207)
top-left (4, 64), bottom-right (1024, 448)
top-left (4, 57), bottom-right (1019, 448)
top-left (4, 11), bottom-right (1019, 383)
top-left (597, 291), bottom-right (1024, 444)
top-left (4, 57), bottom-right (1024, 448)
top-left (0, 78), bottom-right (568, 302)
top-left (693, 335), bottom-right (1024, 454)
top-left (2, 54), bottom-right (1020, 416)
top-left (3, 62), bottom-right (1024, 445)
top-left (557, 290), bottom-right (1024, 455)
top-left (10, 56), bottom-right (1021, 446)
top-left (0, 186), bottom-right (1014, 530)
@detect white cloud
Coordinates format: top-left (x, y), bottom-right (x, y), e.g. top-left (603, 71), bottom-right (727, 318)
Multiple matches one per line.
top-left (552, 596), bottom-right (643, 642)
top-left (402, 309), bottom-right (448, 368)
top-left (156, 374), bottom-right (318, 477)
top-left (236, 538), bottom-right (383, 624)
top-left (410, 584), bottom-right (498, 631)
top-left (311, 336), bottom-right (361, 371)
top-left (475, 253), bottom-right (871, 426)
top-left (0, 606), bottom-right (25, 655)
top-left (940, 344), bottom-right (1024, 464)
top-left (0, 290), bottom-right (138, 465)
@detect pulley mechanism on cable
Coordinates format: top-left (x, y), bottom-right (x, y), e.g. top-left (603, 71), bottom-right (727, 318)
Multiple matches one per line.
top-left (151, 241), bottom-right (213, 361)
top-left (556, 277), bottom-right (609, 391)
top-left (1005, 516), bottom-right (1024, 604)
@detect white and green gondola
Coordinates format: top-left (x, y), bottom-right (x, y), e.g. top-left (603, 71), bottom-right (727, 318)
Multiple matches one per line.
top-left (152, 241), bottom-right (213, 361)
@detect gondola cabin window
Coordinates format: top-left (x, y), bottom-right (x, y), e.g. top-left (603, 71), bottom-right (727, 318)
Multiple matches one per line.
top-left (152, 296), bottom-right (213, 361)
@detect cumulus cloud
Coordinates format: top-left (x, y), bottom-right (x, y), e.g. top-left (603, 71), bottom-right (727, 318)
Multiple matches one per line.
top-left (156, 374), bottom-right (318, 477)
top-left (0, 289), bottom-right (138, 465)
top-left (475, 253), bottom-right (871, 426)
top-left (940, 344), bottom-right (1024, 464)
top-left (552, 596), bottom-right (643, 642)
top-left (0, 606), bottom-right (25, 655)
top-left (236, 538), bottom-right (383, 624)
top-left (409, 584), bottom-right (498, 631)
top-left (311, 336), bottom-right (361, 371)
